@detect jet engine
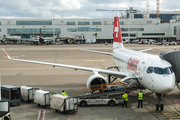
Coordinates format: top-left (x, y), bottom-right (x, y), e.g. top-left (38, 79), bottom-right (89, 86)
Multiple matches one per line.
top-left (86, 74), bottom-right (108, 91)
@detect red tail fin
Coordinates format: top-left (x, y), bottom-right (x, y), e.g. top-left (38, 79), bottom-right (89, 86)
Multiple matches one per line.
top-left (113, 12), bottom-right (124, 49)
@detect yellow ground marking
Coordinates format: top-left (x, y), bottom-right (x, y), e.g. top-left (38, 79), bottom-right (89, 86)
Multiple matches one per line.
top-left (146, 106), bottom-right (177, 119)
top-left (95, 61), bottom-right (106, 69)
top-left (4, 55), bottom-right (25, 59)
top-left (4, 56), bottom-right (19, 59)
top-left (31, 47), bottom-right (42, 48)
top-left (169, 107), bottom-right (180, 115)
top-left (85, 60), bottom-right (105, 62)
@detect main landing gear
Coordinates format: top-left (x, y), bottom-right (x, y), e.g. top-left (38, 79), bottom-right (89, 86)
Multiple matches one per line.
top-left (155, 93), bottom-right (164, 111)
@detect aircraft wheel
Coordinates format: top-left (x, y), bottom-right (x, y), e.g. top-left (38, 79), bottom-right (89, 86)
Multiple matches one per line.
top-left (160, 104), bottom-right (164, 111)
top-left (108, 100), bottom-right (115, 106)
top-left (80, 101), bottom-right (87, 107)
top-left (156, 104), bottom-right (159, 111)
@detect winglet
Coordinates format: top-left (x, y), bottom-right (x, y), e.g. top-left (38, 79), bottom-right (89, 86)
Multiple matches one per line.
top-left (2, 48), bottom-right (12, 60)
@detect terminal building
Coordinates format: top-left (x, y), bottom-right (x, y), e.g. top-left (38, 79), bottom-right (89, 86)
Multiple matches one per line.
top-left (0, 11), bottom-right (180, 43)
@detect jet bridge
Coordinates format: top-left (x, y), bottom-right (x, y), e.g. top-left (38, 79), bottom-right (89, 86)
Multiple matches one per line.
top-left (159, 50), bottom-right (180, 83)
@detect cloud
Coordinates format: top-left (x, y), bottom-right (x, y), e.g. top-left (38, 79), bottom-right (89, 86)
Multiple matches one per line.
top-left (0, 0), bottom-right (179, 18)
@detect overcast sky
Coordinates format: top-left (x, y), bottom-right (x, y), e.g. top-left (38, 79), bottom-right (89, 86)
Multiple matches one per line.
top-left (0, 0), bottom-right (179, 19)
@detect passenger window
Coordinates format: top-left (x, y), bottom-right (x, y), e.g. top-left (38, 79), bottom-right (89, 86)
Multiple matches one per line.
top-left (147, 67), bottom-right (154, 74)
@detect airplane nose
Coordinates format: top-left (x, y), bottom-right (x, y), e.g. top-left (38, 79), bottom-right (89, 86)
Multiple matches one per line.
top-left (161, 77), bottom-right (175, 93)
top-left (154, 75), bottom-right (175, 94)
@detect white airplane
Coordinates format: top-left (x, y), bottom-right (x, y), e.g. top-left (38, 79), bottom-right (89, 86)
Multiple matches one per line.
top-left (3, 12), bottom-right (175, 111)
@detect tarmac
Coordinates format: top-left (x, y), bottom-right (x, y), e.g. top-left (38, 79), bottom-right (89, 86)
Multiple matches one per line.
top-left (0, 43), bottom-right (180, 120)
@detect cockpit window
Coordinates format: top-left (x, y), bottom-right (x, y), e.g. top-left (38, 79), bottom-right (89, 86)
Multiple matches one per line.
top-left (147, 67), bottom-right (154, 74)
top-left (164, 67), bottom-right (171, 75)
top-left (169, 67), bottom-right (174, 73)
top-left (147, 66), bottom-right (173, 75)
top-left (154, 67), bottom-right (164, 75)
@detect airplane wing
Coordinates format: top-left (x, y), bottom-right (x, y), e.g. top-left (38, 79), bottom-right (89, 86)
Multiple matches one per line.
top-left (81, 49), bottom-right (112, 55)
top-left (2, 49), bottom-right (126, 78)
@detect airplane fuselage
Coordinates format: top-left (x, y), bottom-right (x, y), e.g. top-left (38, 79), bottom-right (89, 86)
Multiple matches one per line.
top-left (113, 48), bottom-right (175, 94)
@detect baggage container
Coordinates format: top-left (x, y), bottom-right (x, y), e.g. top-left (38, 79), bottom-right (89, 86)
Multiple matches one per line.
top-left (34, 90), bottom-right (55, 108)
top-left (21, 86), bottom-right (39, 102)
top-left (50, 94), bottom-right (78, 113)
top-left (1, 85), bottom-right (21, 106)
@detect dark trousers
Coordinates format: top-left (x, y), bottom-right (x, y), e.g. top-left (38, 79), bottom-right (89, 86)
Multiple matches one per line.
top-left (137, 100), bottom-right (143, 108)
top-left (122, 100), bottom-right (127, 108)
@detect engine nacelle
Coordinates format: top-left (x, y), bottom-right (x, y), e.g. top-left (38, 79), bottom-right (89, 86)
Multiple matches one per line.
top-left (86, 74), bottom-right (108, 91)
top-left (176, 82), bottom-right (180, 90)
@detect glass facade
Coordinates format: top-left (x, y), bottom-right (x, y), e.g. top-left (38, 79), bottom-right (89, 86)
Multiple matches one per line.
top-left (130, 34), bottom-right (136, 37)
top-left (16, 21), bottom-right (52, 25)
top-left (66, 22), bottom-right (75, 25)
top-left (93, 22), bottom-right (101, 25)
top-left (78, 22), bottom-right (90, 25)
top-left (121, 28), bottom-right (128, 31)
top-left (0, 28), bottom-right (1, 32)
top-left (67, 27), bottom-right (101, 32)
top-left (121, 28), bottom-right (144, 31)
top-left (121, 33), bottom-right (136, 37)
top-left (0, 22), bottom-right (1, 25)
top-left (134, 14), bottom-right (144, 18)
top-left (122, 33), bottom-right (128, 37)
top-left (7, 28), bottom-right (61, 36)
top-left (174, 26), bottom-right (177, 35)
top-left (112, 22), bottom-right (124, 25)
top-left (130, 28), bottom-right (144, 31)
top-left (142, 33), bottom-right (165, 36)
top-left (149, 14), bottom-right (178, 22)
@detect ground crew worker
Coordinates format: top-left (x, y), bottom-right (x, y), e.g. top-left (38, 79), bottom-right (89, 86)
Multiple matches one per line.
top-left (137, 90), bottom-right (145, 108)
top-left (61, 90), bottom-right (67, 96)
top-left (122, 91), bottom-right (128, 108)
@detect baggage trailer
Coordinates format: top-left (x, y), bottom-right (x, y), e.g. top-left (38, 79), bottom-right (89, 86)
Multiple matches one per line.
top-left (20, 86), bottom-right (39, 102)
top-left (1, 85), bottom-right (21, 106)
top-left (34, 90), bottom-right (55, 108)
top-left (50, 94), bottom-right (78, 113)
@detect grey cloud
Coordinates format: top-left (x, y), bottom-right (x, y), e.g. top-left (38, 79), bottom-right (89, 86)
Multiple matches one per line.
top-left (0, 0), bottom-right (179, 18)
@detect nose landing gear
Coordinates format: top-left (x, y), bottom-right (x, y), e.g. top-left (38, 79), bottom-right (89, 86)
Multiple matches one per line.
top-left (155, 94), bottom-right (164, 111)
top-left (156, 103), bottom-right (164, 111)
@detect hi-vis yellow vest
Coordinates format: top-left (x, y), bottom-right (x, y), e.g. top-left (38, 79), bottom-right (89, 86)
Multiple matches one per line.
top-left (61, 92), bottom-right (67, 96)
top-left (122, 93), bottom-right (128, 101)
top-left (138, 92), bottom-right (143, 100)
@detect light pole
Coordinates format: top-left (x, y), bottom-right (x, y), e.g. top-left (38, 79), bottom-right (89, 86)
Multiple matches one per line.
top-left (51, 10), bottom-right (56, 21)
top-left (51, 10), bottom-right (56, 44)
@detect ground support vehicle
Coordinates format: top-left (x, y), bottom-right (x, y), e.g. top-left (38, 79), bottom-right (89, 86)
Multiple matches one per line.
top-left (21, 86), bottom-right (39, 102)
top-left (1, 85), bottom-right (21, 106)
top-left (78, 96), bottom-right (123, 107)
top-left (74, 84), bottom-right (136, 107)
top-left (34, 90), bottom-right (55, 108)
top-left (50, 94), bottom-right (78, 114)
